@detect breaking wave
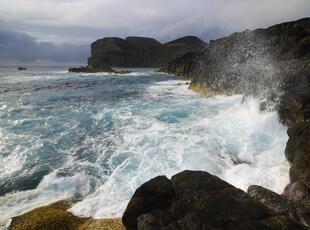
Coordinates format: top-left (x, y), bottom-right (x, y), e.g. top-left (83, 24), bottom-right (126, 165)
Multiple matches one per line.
top-left (0, 67), bottom-right (288, 227)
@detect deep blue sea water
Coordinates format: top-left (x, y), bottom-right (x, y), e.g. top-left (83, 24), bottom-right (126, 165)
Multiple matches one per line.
top-left (0, 67), bottom-right (289, 227)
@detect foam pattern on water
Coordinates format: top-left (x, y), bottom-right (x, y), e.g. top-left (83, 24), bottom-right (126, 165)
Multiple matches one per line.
top-left (0, 68), bottom-right (288, 226)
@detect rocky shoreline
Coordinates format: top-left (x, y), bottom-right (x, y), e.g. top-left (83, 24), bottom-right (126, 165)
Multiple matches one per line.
top-left (156, 17), bottom-right (310, 229)
top-left (8, 18), bottom-right (310, 229)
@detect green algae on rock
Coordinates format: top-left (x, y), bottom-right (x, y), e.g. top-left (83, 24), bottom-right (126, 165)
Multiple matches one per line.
top-left (9, 201), bottom-right (125, 230)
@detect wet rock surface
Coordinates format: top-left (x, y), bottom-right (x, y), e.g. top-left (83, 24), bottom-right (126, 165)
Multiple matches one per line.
top-left (123, 170), bottom-right (307, 230)
top-left (164, 18), bottom-right (310, 99)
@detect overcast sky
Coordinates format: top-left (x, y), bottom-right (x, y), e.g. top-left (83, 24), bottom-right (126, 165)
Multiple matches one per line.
top-left (0, 0), bottom-right (309, 65)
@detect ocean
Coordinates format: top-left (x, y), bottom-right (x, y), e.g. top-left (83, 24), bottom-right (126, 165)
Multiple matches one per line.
top-left (0, 67), bottom-right (289, 227)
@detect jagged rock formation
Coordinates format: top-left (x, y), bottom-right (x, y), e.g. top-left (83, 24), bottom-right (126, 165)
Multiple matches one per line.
top-left (160, 52), bottom-right (203, 79)
top-left (164, 18), bottom-right (309, 98)
top-left (161, 17), bottom-right (310, 229)
top-left (87, 36), bottom-right (205, 68)
top-left (164, 18), bottom-right (310, 116)
top-left (122, 170), bottom-right (306, 230)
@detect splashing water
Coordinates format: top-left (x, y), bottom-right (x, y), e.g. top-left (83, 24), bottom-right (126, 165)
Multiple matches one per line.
top-left (0, 67), bottom-right (288, 226)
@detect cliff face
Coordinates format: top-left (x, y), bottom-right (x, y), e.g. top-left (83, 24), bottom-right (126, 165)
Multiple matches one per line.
top-left (87, 36), bottom-right (205, 68)
top-left (166, 18), bottom-right (309, 98)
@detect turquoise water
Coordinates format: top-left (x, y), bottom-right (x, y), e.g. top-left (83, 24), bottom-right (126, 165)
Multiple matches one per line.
top-left (0, 67), bottom-right (288, 226)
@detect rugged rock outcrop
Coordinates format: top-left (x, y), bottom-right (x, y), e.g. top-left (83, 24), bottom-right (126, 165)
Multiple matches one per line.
top-left (122, 170), bottom-right (306, 230)
top-left (88, 36), bottom-right (205, 68)
top-left (164, 18), bottom-right (310, 119)
top-left (164, 18), bottom-right (309, 97)
top-left (163, 17), bottom-right (310, 216)
top-left (160, 52), bottom-right (203, 79)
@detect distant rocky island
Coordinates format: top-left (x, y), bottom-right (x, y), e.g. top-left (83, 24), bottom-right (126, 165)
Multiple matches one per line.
top-left (15, 18), bottom-right (310, 229)
top-left (68, 36), bottom-right (205, 73)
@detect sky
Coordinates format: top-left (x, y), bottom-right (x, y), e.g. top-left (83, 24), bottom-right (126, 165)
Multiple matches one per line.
top-left (0, 0), bottom-right (309, 65)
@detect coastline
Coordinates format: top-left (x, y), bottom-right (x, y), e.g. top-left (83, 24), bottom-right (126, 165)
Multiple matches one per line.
top-left (4, 17), bottom-right (309, 229)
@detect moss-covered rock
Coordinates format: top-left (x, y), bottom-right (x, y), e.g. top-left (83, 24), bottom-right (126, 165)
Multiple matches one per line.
top-left (9, 200), bottom-right (125, 230)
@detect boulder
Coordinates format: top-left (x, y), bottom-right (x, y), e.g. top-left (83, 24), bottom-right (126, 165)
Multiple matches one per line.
top-left (122, 176), bottom-right (175, 230)
top-left (122, 170), bottom-right (305, 229)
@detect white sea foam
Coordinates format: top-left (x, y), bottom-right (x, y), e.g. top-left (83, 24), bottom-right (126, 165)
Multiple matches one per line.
top-left (0, 71), bottom-right (289, 227)
top-left (0, 171), bottom-right (95, 228)
top-left (70, 81), bottom-right (289, 219)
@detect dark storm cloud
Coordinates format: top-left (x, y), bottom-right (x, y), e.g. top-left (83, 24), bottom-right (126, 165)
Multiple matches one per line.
top-left (0, 0), bottom-right (309, 64)
top-left (0, 29), bottom-right (89, 65)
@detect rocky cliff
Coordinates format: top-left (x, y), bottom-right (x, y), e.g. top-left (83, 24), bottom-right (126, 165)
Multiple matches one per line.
top-left (164, 18), bottom-right (309, 107)
top-left (158, 17), bottom-right (310, 229)
top-left (87, 36), bottom-right (205, 68)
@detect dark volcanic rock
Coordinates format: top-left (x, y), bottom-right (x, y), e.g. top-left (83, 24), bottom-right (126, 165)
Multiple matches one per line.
top-left (88, 36), bottom-right (205, 68)
top-left (164, 18), bottom-right (310, 98)
top-left (285, 122), bottom-right (310, 185)
top-left (171, 170), bottom-right (232, 195)
top-left (248, 185), bottom-right (298, 218)
top-left (283, 121), bottom-right (310, 223)
top-left (160, 52), bottom-right (203, 79)
top-left (122, 170), bottom-right (306, 230)
top-left (278, 71), bottom-right (310, 126)
top-left (162, 19), bottom-right (310, 227)
top-left (122, 176), bottom-right (175, 230)
top-left (68, 65), bottom-right (115, 73)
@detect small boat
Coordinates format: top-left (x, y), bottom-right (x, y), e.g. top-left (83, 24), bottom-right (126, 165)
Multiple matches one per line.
top-left (18, 67), bottom-right (27, 71)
